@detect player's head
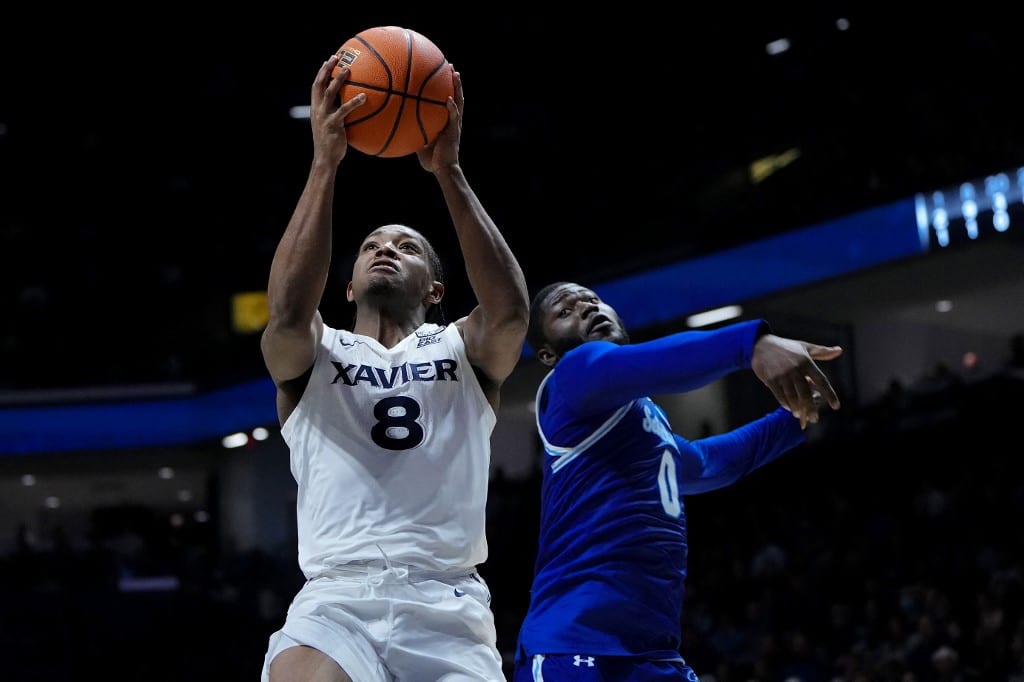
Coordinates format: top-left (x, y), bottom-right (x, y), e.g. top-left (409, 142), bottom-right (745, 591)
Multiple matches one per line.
top-left (348, 224), bottom-right (445, 323)
top-left (527, 281), bottom-right (630, 367)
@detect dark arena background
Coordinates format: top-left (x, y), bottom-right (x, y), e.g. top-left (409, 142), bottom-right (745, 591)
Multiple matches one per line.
top-left (2, 5), bottom-right (1024, 680)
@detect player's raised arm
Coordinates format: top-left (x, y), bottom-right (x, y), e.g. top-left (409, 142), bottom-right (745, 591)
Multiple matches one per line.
top-left (418, 70), bottom-right (529, 396)
top-left (262, 56), bottom-right (364, 388)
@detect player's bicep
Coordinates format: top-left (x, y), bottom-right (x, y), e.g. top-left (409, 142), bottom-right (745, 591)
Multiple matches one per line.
top-left (261, 313), bottom-right (322, 384)
top-left (456, 308), bottom-right (525, 385)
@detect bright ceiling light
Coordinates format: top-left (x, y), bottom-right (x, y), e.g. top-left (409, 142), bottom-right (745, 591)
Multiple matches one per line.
top-left (222, 432), bottom-right (250, 449)
top-left (766, 38), bottom-right (791, 56)
top-left (687, 305), bottom-right (744, 328)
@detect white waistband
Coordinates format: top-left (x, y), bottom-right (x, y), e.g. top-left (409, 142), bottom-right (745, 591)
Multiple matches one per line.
top-left (312, 560), bottom-right (475, 584)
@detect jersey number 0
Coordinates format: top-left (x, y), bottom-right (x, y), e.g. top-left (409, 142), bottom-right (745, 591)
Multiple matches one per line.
top-left (658, 449), bottom-right (682, 517)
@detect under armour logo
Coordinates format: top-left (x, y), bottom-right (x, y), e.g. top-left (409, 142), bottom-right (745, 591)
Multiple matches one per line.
top-left (453, 588), bottom-right (466, 597)
top-left (573, 655), bottom-right (595, 667)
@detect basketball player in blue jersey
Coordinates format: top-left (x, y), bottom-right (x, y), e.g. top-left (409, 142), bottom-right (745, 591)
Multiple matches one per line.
top-left (513, 281), bottom-right (843, 681)
top-left (259, 55), bottom-right (528, 681)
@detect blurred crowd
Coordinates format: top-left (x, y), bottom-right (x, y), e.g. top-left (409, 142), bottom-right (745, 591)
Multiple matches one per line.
top-left (2, 369), bottom-right (1023, 681)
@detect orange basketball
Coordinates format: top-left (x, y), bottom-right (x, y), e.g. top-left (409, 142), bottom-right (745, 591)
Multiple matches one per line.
top-left (332, 26), bottom-right (454, 158)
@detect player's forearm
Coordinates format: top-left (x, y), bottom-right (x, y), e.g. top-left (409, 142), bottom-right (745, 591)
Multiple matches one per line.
top-left (679, 408), bottom-right (804, 494)
top-left (434, 164), bottom-right (528, 326)
top-left (267, 162), bottom-right (337, 326)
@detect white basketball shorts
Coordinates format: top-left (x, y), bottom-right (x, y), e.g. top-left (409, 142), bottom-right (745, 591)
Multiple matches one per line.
top-left (261, 561), bottom-right (504, 681)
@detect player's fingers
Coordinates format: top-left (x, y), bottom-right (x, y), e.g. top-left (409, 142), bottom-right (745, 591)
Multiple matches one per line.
top-left (805, 379), bottom-right (823, 424)
top-left (777, 381), bottom-right (805, 424)
top-left (786, 374), bottom-right (817, 425)
top-left (811, 374), bottom-right (841, 410)
top-left (316, 55), bottom-right (339, 90)
top-left (446, 86), bottom-right (462, 123)
top-left (325, 68), bottom-right (347, 103)
top-left (763, 379), bottom-right (791, 414)
top-left (451, 69), bottom-right (464, 110)
top-left (804, 344), bottom-right (843, 408)
top-left (807, 344), bottom-right (844, 361)
top-left (804, 364), bottom-right (841, 410)
top-left (338, 92), bottom-right (366, 116)
top-left (782, 384), bottom-right (806, 429)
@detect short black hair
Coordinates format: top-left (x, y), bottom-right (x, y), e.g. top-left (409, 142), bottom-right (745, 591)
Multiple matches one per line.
top-left (526, 281), bottom-right (571, 354)
top-left (420, 236), bottom-right (446, 325)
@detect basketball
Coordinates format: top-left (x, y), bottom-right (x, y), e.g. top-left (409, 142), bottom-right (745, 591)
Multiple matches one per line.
top-left (332, 26), bottom-right (454, 158)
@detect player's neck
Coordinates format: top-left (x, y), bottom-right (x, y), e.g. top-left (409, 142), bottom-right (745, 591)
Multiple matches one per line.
top-left (352, 310), bottom-right (425, 348)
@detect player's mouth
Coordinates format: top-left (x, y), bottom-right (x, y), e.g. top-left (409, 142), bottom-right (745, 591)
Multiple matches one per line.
top-left (587, 315), bottom-right (614, 336)
top-left (369, 259), bottom-right (399, 272)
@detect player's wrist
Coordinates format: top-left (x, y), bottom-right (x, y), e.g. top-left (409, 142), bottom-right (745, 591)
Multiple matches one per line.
top-left (432, 162), bottom-right (462, 178)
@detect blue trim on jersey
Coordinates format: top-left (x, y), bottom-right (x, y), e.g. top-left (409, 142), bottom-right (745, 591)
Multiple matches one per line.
top-left (517, 320), bottom-right (805, 661)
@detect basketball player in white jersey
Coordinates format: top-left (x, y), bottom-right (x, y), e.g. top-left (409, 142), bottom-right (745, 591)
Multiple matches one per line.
top-left (260, 54), bottom-right (528, 681)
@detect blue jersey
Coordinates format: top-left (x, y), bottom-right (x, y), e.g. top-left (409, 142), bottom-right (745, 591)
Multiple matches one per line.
top-left (516, 319), bottom-right (806, 661)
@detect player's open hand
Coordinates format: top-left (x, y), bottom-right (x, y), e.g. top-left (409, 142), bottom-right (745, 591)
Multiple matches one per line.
top-left (751, 334), bottom-right (843, 429)
top-left (418, 67), bottom-right (462, 173)
top-left (313, 56), bottom-right (365, 166)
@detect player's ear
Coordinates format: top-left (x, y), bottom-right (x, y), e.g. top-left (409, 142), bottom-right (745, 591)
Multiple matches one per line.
top-left (424, 281), bottom-right (444, 305)
top-left (536, 344), bottom-right (559, 368)
top-left (346, 281), bottom-right (355, 303)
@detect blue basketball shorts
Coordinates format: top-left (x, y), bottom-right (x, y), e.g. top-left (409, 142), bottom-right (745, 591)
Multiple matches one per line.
top-left (513, 652), bottom-right (700, 681)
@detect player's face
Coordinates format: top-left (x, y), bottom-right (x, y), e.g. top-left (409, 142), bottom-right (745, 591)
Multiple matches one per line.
top-left (349, 225), bottom-right (437, 306)
top-left (541, 283), bottom-right (629, 359)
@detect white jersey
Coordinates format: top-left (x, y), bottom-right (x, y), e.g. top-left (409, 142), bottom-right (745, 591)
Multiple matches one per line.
top-left (281, 322), bottom-right (495, 577)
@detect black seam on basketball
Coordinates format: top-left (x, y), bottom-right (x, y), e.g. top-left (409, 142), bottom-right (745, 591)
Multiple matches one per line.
top-left (345, 97), bottom-right (391, 126)
top-left (375, 29), bottom-right (415, 156)
top-left (400, 29), bottom-right (414, 99)
top-left (415, 60), bottom-right (450, 144)
top-left (346, 80), bottom-right (448, 105)
top-left (353, 36), bottom-right (394, 90)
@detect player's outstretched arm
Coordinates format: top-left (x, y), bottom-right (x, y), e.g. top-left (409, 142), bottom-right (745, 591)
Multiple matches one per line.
top-left (677, 407), bottom-right (805, 494)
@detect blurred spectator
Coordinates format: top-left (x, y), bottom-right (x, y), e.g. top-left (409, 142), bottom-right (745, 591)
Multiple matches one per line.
top-left (930, 644), bottom-right (962, 681)
top-left (1005, 332), bottom-right (1024, 380)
